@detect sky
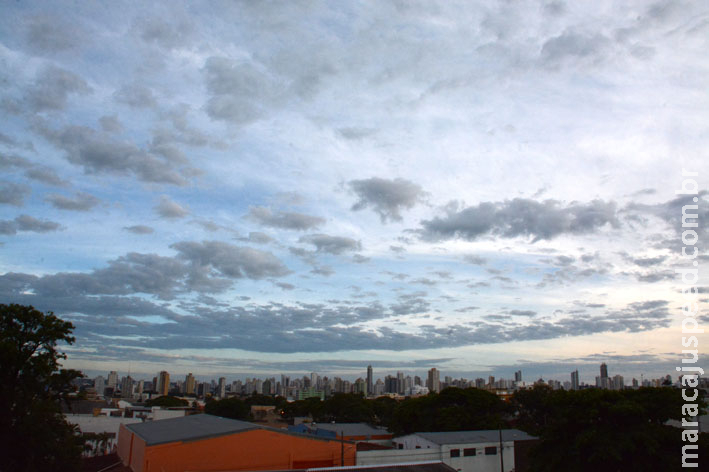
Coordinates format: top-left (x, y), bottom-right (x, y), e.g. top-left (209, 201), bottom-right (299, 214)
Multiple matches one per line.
top-left (1, 0), bottom-right (707, 384)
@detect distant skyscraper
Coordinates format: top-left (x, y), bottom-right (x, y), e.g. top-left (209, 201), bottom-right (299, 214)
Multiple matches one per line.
top-left (366, 365), bottom-right (373, 396)
top-left (218, 377), bottom-right (226, 398)
top-left (600, 363), bottom-right (608, 379)
top-left (107, 371), bottom-right (118, 389)
top-left (514, 370), bottom-right (522, 383)
top-left (94, 376), bottom-right (106, 396)
top-left (427, 368), bottom-right (440, 393)
top-left (571, 370), bottom-right (579, 390)
top-left (121, 376), bottom-right (133, 398)
top-left (185, 373), bottom-right (196, 395)
top-left (157, 371), bottom-right (170, 396)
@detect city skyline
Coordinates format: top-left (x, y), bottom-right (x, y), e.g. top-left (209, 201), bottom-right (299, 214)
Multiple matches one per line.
top-left (0, 2), bottom-right (707, 380)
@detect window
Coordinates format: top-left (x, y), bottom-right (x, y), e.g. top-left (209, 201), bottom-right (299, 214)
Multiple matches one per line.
top-left (449, 449), bottom-right (460, 458)
top-left (463, 448), bottom-right (476, 456)
top-left (484, 446), bottom-right (497, 455)
top-left (398, 443), bottom-right (404, 450)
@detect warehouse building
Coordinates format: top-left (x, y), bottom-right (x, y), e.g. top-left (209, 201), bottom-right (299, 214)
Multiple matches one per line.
top-left (117, 414), bottom-right (356, 472)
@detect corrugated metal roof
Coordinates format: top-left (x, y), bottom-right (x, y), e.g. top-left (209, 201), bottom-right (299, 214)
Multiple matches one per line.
top-left (415, 429), bottom-right (536, 445)
top-left (312, 423), bottom-right (390, 437)
top-left (126, 414), bottom-right (259, 445)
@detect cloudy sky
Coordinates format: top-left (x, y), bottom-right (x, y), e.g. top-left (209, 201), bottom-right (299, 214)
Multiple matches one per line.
top-left (1, 1), bottom-right (707, 383)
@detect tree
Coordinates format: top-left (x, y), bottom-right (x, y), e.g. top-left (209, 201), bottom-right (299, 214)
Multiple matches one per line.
top-left (205, 396), bottom-right (251, 420)
top-left (145, 395), bottom-right (189, 408)
top-left (0, 304), bottom-right (84, 472)
top-left (389, 387), bottom-right (508, 435)
top-left (512, 385), bottom-right (707, 472)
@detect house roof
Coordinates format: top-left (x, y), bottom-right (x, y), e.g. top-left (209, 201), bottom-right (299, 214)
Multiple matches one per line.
top-left (413, 429), bottom-right (536, 445)
top-left (127, 414), bottom-right (357, 447)
top-left (312, 423), bottom-right (390, 437)
top-left (126, 414), bottom-right (259, 445)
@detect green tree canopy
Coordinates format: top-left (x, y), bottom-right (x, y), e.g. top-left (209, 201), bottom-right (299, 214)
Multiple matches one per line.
top-left (205, 396), bottom-right (251, 420)
top-left (512, 385), bottom-right (707, 471)
top-left (145, 395), bottom-right (189, 408)
top-left (389, 387), bottom-right (508, 435)
top-left (0, 304), bottom-right (84, 472)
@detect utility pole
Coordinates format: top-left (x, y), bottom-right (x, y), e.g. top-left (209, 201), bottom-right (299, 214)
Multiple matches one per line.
top-left (499, 427), bottom-right (504, 472)
top-left (341, 430), bottom-right (344, 466)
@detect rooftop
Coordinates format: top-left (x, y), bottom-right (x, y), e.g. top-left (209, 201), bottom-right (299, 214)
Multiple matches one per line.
top-left (126, 414), bottom-right (259, 445)
top-left (413, 429), bottom-right (536, 445)
top-left (312, 423), bottom-right (391, 437)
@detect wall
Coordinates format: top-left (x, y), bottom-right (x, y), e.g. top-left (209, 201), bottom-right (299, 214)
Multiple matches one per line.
top-left (140, 428), bottom-right (356, 472)
top-left (366, 435), bottom-right (517, 472)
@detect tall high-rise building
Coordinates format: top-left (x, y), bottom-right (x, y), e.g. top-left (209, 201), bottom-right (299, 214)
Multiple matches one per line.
top-left (157, 371), bottom-right (170, 396)
top-left (571, 370), bottom-right (579, 390)
top-left (107, 371), bottom-right (118, 389)
top-left (94, 376), bottom-right (106, 396)
top-left (121, 376), bottom-right (133, 398)
top-left (397, 372), bottom-right (405, 395)
top-left (427, 368), bottom-right (440, 393)
top-left (514, 370), bottom-right (522, 383)
top-left (600, 363), bottom-right (608, 379)
top-left (185, 373), bottom-right (196, 395)
top-left (218, 377), bottom-right (226, 398)
top-left (366, 365), bottom-right (373, 397)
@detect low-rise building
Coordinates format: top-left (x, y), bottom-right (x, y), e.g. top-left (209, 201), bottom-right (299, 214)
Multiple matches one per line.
top-left (117, 414), bottom-right (356, 472)
top-left (357, 430), bottom-right (537, 472)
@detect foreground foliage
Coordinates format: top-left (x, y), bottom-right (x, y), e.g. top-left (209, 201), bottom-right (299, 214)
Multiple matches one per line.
top-left (511, 385), bottom-right (708, 471)
top-left (0, 304), bottom-right (84, 472)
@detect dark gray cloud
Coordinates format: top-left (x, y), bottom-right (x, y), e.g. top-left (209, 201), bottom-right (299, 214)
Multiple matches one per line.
top-left (24, 65), bottom-right (92, 111)
top-left (25, 167), bottom-right (68, 186)
top-left (114, 83), bottom-right (158, 108)
top-left (507, 310), bottom-right (538, 317)
top-left (238, 232), bottom-right (275, 244)
top-left (155, 195), bottom-right (189, 219)
top-left (299, 234), bottom-right (362, 254)
top-left (310, 265), bottom-right (335, 277)
top-left (541, 31), bottom-right (610, 65)
top-left (124, 225), bottom-right (155, 235)
top-left (420, 198), bottom-right (619, 242)
top-left (337, 127), bottom-right (376, 140)
top-left (247, 206), bottom-right (325, 230)
top-left (172, 240), bottom-right (290, 281)
top-left (349, 177), bottom-right (426, 223)
top-left (0, 153), bottom-right (31, 169)
top-left (203, 57), bottom-right (280, 124)
top-left (463, 254), bottom-right (487, 265)
top-left (45, 192), bottom-right (99, 211)
top-left (38, 124), bottom-right (191, 185)
top-left (276, 282), bottom-right (296, 291)
top-left (631, 255), bottom-right (668, 267)
top-left (626, 193), bottom-right (708, 235)
top-left (99, 115), bottom-right (123, 133)
top-left (352, 254), bottom-right (370, 263)
top-left (0, 215), bottom-right (62, 235)
top-left (0, 181), bottom-right (31, 206)
top-left (25, 15), bottom-right (81, 53)
top-left (0, 241), bottom-right (288, 302)
top-left (136, 17), bottom-right (194, 49)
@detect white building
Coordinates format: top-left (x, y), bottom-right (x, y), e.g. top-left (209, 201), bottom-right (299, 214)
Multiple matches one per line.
top-left (357, 430), bottom-right (536, 472)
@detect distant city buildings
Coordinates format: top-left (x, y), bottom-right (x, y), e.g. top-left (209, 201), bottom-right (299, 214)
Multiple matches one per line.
top-left (157, 371), bottom-right (170, 396)
top-left (427, 367), bottom-right (440, 393)
top-left (83, 361), bottom-right (696, 404)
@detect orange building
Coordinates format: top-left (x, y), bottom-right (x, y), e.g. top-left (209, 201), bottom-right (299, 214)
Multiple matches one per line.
top-left (117, 414), bottom-right (356, 472)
